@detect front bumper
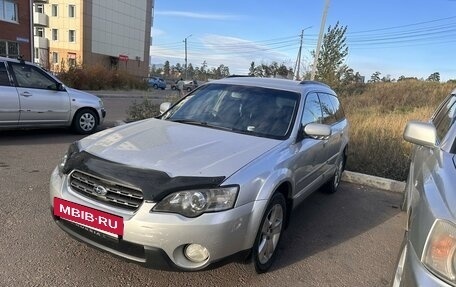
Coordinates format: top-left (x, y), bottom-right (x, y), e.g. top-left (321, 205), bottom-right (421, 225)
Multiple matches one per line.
top-left (50, 168), bottom-right (265, 270)
top-left (399, 239), bottom-right (452, 286)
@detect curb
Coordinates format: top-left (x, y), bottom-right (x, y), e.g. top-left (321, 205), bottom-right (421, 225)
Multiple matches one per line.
top-left (341, 171), bottom-right (405, 193)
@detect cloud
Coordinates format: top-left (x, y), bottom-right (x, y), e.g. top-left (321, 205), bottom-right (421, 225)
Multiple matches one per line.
top-left (155, 11), bottom-right (241, 20)
top-left (151, 27), bottom-right (165, 37)
top-left (150, 34), bottom-right (296, 75)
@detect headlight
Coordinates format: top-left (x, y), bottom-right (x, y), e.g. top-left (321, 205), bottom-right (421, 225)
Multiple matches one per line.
top-left (422, 220), bottom-right (456, 283)
top-left (98, 99), bottom-right (104, 108)
top-left (57, 141), bottom-right (79, 176)
top-left (152, 186), bottom-right (238, 217)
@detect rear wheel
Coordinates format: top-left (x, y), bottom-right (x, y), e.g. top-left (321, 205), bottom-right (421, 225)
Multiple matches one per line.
top-left (253, 192), bottom-right (286, 273)
top-left (153, 84), bottom-right (158, 89)
top-left (325, 155), bottom-right (345, 193)
top-left (73, 109), bottom-right (98, 134)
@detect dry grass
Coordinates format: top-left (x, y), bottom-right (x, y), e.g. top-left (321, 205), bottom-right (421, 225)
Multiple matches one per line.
top-left (340, 81), bottom-right (454, 180)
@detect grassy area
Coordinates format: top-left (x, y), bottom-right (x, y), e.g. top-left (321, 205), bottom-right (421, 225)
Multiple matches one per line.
top-left (340, 81), bottom-right (453, 180)
top-left (127, 80), bottom-right (455, 181)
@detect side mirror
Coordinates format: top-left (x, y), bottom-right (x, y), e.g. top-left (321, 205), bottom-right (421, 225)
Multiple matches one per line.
top-left (303, 123), bottom-right (332, 140)
top-left (403, 121), bottom-right (437, 148)
top-left (56, 82), bottom-right (65, 91)
top-left (160, 102), bottom-right (171, 114)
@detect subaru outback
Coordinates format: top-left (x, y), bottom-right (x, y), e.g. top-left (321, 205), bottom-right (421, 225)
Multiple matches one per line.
top-left (50, 77), bottom-right (349, 273)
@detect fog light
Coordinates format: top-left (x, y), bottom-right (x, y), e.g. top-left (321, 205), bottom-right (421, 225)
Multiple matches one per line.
top-left (184, 244), bottom-right (209, 263)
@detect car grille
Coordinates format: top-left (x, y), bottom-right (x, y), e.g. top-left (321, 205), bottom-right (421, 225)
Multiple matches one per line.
top-left (69, 170), bottom-right (144, 211)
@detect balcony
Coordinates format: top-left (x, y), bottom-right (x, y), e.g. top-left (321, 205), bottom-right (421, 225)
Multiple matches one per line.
top-left (33, 12), bottom-right (48, 27)
top-left (34, 36), bottom-right (49, 49)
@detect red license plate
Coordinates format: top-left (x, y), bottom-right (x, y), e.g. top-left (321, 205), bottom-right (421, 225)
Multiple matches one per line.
top-left (53, 197), bottom-right (124, 236)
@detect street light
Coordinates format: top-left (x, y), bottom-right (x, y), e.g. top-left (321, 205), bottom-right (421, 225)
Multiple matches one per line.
top-left (184, 34), bottom-right (192, 79)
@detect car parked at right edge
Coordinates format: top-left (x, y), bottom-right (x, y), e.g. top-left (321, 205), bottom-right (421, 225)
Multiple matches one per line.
top-left (393, 89), bottom-right (456, 286)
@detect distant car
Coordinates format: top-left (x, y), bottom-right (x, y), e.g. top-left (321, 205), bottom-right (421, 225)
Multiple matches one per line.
top-left (148, 77), bottom-right (166, 90)
top-left (393, 89), bottom-right (456, 286)
top-left (171, 80), bottom-right (195, 92)
top-left (50, 77), bottom-right (348, 273)
top-left (0, 57), bottom-right (105, 134)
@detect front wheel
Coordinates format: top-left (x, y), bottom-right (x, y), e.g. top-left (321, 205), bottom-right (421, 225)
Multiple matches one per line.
top-left (73, 109), bottom-right (98, 134)
top-left (253, 192), bottom-right (286, 273)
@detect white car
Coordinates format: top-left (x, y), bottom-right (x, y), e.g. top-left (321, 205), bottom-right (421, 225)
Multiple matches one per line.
top-left (50, 77), bottom-right (349, 273)
top-left (0, 57), bottom-right (105, 134)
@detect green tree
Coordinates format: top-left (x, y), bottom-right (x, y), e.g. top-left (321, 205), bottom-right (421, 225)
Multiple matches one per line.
top-left (249, 61), bottom-right (256, 76)
top-left (163, 61), bottom-right (170, 77)
top-left (369, 71), bottom-right (381, 83)
top-left (427, 72), bottom-right (440, 82)
top-left (314, 21), bottom-right (349, 87)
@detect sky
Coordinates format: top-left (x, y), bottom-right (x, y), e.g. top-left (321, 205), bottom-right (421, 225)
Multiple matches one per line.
top-left (150, 0), bottom-right (456, 81)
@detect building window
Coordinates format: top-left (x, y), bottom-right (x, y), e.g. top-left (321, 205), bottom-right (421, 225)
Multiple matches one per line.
top-left (35, 27), bottom-right (44, 37)
top-left (68, 30), bottom-right (75, 42)
top-left (52, 29), bottom-right (58, 41)
top-left (34, 48), bottom-right (39, 60)
top-left (68, 53), bottom-right (76, 67)
top-left (0, 0), bottom-right (18, 22)
top-left (68, 5), bottom-right (75, 18)
top-left (51, 4), bottom-right (58, 17)
top-left (35, 4), bottom-right (44, 13)
top-left (0, 40), bottom-right (19, 58)
top-left (52, 52), bottom-right (59, 64)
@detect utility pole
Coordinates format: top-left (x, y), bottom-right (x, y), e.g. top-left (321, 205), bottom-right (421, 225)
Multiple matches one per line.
top-left (294, 30), bottom-right (303, 81)
top-left (294, 26), bottom-right (312, 80)
top-left (184, 34), bottom-right (192, 79)
top-left (311, 0), bottom-right (330, 80)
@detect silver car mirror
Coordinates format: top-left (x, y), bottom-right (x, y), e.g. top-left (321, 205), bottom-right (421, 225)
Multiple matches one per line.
top-left (160, 102), bottom-right (171, 114)
top-left (304, 123), bottom-right (332, 140)
top-left (403, 121), bottom-right (437, 148)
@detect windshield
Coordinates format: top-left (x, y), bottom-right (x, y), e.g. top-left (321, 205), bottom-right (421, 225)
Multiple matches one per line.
top-left (162, 83), bottom-right (299, 139)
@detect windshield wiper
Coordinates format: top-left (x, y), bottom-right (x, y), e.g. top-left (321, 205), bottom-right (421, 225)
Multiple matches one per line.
top-left (170, 119), bottom-right (209, 126)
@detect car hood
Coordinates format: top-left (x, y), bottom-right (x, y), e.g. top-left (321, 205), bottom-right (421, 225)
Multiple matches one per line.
top-left (78, 119), bottom-right (281, 177)
top-left (66, 87), bottom-right (101, 102)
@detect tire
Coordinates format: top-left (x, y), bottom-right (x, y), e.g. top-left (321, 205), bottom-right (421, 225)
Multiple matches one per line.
top-left (325, 154), bottom-right (345, 193)
top-left (73, 109), bottom-right (98, 134)
top-left (153, 84), bottom-right (158, 89)
top-left (253, 192), bottom-right (286, 273)
top-left (171, 86), bottom-right (177, 90)
top-left (186, 87), bottom-right (192, 92)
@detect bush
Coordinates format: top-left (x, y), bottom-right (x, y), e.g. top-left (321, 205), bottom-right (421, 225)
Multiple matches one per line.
top-left (127, 93), bottom-right (182, 121)
top-left (57, 64), bottom-right (148, 90)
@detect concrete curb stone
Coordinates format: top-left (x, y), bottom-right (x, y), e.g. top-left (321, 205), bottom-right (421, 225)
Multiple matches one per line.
top-left (341, 171), bottom-right (405, 193)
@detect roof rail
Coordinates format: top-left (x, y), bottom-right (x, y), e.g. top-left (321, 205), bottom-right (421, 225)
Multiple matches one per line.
top-left (299, 80), bottom-right (329, 88)
top-left (225, 75), bottom-right (253, 78)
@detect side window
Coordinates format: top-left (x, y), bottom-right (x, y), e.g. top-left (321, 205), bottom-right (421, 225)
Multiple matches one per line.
top-left (0, 62), bottom-right (11, 86)
top-left (301, 92), bottom-right (322, 126)
top-left (432, 95), bottom-right (456, 142)
top-left (327, 94), bottom-right (345, 121)
top-left (10, 63), bottom-right (57, 90)
top-left (318, 93), bottom-right (337, 125)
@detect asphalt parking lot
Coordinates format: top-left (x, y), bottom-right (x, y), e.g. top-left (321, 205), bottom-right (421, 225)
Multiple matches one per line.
top-left (0, 94), bottom-right (406, 286)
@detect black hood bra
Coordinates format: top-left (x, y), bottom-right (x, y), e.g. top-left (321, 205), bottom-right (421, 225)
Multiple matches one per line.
top-left (63, 142), bottom-right (225, 202)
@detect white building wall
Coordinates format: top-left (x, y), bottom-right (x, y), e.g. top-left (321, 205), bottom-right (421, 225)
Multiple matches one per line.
top-left (91, 0), bottom-right (147, 60)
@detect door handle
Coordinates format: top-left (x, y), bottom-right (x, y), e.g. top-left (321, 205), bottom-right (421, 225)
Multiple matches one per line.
top-left (20, 92), bottom-right (32, 97)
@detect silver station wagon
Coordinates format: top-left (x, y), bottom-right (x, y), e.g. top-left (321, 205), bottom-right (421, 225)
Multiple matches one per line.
top-left (0, 57), bottom-right (105, 134)
top-left (394, 89), bottom-right (456, 286)
top-left (50, 77), bottom-right (349, 273)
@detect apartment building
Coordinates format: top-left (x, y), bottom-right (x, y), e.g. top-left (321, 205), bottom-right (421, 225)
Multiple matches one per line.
top-left (33, 0), bottom-right (153, 77)
top-left (0, 0), bottom-right (33, 61)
